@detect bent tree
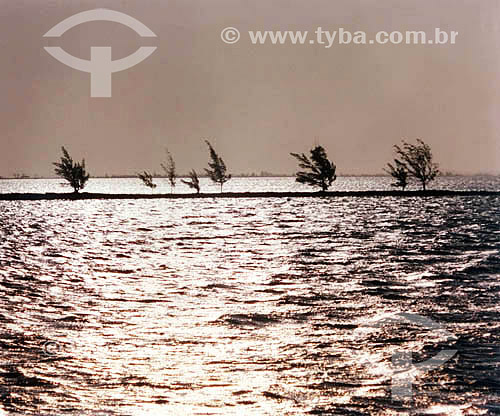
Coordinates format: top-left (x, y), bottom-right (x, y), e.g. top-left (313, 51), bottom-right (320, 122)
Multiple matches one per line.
top-left (394, 139), bottom-right (439, 191)
top-left (385, 159), bottom-right (408, 191)
top-left (137, 171), bottom-right (157, 191)
top-left (205, 140), bottom-right (231, 192)
top-left (290, 145), bottom-right (337, 191)
top-left (53, 146), bottom-right (90, 193)
top-left (181, 169), bottom-right (200, 194)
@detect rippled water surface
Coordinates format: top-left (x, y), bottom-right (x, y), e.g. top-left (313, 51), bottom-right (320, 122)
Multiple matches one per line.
top-left (0, 178), bottom-right (499, 415)
top-left (1, 175), bottom-right (500, 194)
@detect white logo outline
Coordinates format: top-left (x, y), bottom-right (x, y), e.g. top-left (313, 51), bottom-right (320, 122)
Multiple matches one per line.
top-left (43, 9), bottom-right (157, 98)
top-left (352, 312), bottom-right (457, 401)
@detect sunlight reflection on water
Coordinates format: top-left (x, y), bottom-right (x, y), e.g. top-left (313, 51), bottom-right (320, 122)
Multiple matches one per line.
top-left (1, 175), bottom-right (499, 194)
top-left (0, 178), bottom-right (498, 415)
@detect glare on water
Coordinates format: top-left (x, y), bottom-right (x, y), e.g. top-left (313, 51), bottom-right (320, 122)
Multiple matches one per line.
top-left (0, 177), bottom-right (498, 415)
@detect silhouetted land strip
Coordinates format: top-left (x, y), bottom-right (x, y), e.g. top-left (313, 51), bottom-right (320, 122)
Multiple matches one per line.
top-left (0, 190), bottom-right (499, 201)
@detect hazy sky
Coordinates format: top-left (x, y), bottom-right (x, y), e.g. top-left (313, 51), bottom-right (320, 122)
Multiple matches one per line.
top-left (1, 0), bottom-right (499, 176)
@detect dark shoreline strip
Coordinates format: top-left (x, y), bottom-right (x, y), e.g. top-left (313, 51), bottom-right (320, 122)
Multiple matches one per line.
top-left (0, 191), bottom-right (499, 201)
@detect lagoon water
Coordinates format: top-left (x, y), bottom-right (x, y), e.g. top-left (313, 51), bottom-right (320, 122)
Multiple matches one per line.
top-left (1, 175), bottom-right (500, 194)
top-left (0, 177), bottom-right (499, 415)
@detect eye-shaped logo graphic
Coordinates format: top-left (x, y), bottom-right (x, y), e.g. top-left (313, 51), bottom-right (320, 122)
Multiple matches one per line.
top-left (353, 312), bottom-right (457, 401)
top-left (44, 9), bottom-right (157, 98)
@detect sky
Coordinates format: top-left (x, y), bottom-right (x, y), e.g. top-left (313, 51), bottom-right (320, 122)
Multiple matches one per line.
top-left (0, 0), bottom-right (499, 177)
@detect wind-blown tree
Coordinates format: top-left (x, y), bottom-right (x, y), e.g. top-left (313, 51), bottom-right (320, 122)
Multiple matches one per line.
top-left (53, 146), bottom-right (90, 193)
top-left (394, 139), bottom-right (439, 191)
top-left (385, 159), bottom-right (408, 191)
top-left (205, 140), bottom-right (231, 192)
top-left (181, 169), bottom-right (200, 194)
top-left (290, 145), bottom-right (337, 191)
top-left (137, 171), bottom-right (157, 191)
top-left (161, 149), bottom-right (176, 193)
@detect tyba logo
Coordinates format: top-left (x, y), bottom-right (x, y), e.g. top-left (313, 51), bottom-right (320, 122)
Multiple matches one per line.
top-left (353, 312), bottom-right (457, 401)
top-left (44, 9), bottom-right (157, 97)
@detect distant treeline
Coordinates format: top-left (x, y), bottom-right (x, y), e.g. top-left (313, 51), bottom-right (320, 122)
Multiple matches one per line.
top-left (3, 171), bottom-right (288, 180)
top-left (2, 172), bottom-right (497, 180)
top-left (2, 172), bottom-right (498, 180)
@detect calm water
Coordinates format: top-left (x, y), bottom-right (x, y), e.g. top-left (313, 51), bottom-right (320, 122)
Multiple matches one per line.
top-left (0, 177), bottom-right (499, 415)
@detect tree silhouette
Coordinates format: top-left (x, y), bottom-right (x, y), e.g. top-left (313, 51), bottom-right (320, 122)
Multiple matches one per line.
top-left (204, 140), bottom-right (231, 192)
top-left (394, 139), bottom-right (439, 191)
top-left (385, 159), bottom-right (408, 190)
top-left (290, 145), bottom-right (337, 191)
top-left (137, 171), bottom-right (157, 191)
top-left (161, 149), bottom-right (176, 193)
top-left (181, 169), bottom-right (200, 194)
top-left (53, 146), bottom-right (90, 193)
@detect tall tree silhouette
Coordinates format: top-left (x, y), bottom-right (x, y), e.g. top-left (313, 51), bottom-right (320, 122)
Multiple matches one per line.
top-left (161, 149), bottom-right (176, 193)
top-left (204, 140), bottom-right (231, 192)
top-left (53, 146), bottom-right (90, 193)
top-left (290, 145), bottom-right (337, 191)
top-left (394, 139), bottom-right (439, 191)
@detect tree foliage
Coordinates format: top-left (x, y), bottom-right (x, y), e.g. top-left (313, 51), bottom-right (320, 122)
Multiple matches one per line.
top-left (394, 139), bottom-right (439, 191)
top-left (204, 140), bottom-right (231, 192)
top-left (53, 146), bottom-right (90, 193)
top-left (137, 171), bottom-right (157, 190)
top-left (181, 169), bottom-right (200, 193)
top-left (161, 149), bottom-right (176, 193)
top-left (385, 159), bottom-right (408, 190)
top-left (290, 145), bottom-right (337, 191)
